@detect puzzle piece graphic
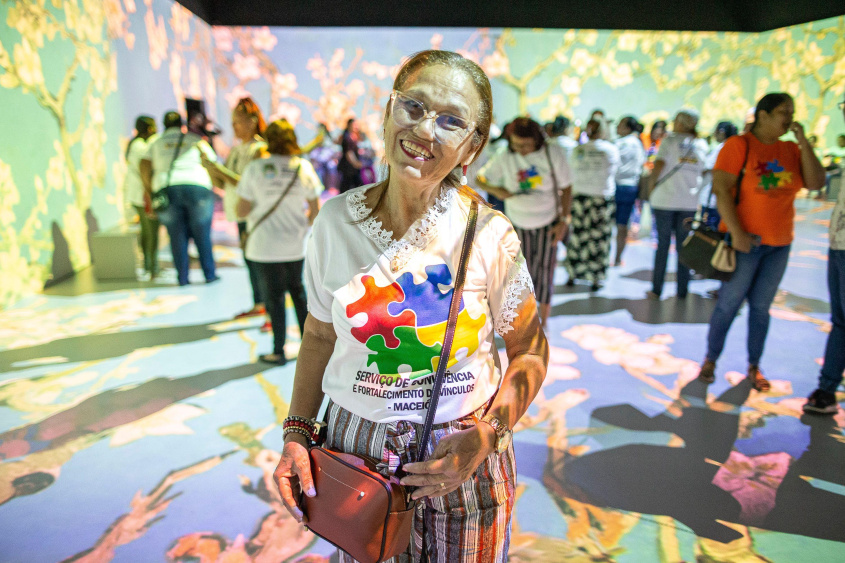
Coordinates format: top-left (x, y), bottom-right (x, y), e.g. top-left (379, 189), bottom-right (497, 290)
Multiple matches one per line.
top-left (364, 326), bottom-right (442, 375)
top-left (517, 166), bottom-right (542, 191)
top-left (417, 308), bottom-right (488, 369)
top-left (754, 161), bottom-right (770, 176)
top-left (775, 171), bottom-right (793, 187)
top-left (387, 264), bottom-right (458, 326)
top-left (347, 275), bottom-right (415, 348)
top-left (766, 159), bottom-right (784, 173)
top-left (760, 174), bottom-right (780, 190)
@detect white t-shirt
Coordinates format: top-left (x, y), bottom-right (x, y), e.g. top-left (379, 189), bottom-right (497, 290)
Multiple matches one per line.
top-left (477, 142), bottom-right (571, 230)
top-left (237, 155), bottom-right (322, 263)
top-left (614, 133), bottom-right (646, 186)
top-left (698, 141), bottom-right (724, 207)
top-left (650, 133), bottom-right (709, 211)
top-left (142, 127), bottom-right (216, 192)
top-left (223, 137), bottom-right (267, 222)
top-left (304, 185), bottom-right (535, 424)
top-left (555, 135), bottom-right (579, 160)
top-left (124, 134), bottom-right (157, 207)
top-left (569, 139), bottom-right (620, 197)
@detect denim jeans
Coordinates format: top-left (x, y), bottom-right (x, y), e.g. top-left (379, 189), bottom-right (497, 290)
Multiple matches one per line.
top-left (133, 205), bottom-right (160, 274)
top-left (257, 260), bottom-right (308, 356)
top-left (819, 249), bottom-right (845, 393)
top-left (156, 184), bottom-right (216, 285)
top-left (652, 209), bottom-right (696, 297)
top-left (706, 244), bottom-right (791, 366)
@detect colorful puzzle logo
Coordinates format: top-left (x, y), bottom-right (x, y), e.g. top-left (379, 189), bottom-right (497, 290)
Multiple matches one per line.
top-left (754, 159), bottom-right (793, 191)
top-left (517, 166), bottom-right (543, 192)
top-left (346, 264), bottom-right (487, 378)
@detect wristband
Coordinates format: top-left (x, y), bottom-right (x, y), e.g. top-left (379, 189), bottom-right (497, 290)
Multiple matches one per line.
top-left (282, 416), bottom-right (323, 443)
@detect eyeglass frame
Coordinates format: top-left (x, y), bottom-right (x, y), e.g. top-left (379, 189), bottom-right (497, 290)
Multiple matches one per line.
top-left (388, 90), bottom-right (477, 146)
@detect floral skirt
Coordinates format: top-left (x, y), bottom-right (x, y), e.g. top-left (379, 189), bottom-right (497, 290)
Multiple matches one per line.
top-left (565, 194), bottom-right (615, 283)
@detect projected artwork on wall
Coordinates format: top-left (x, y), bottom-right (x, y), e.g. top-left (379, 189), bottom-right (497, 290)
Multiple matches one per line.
top-left (0, 0), bottom-right (843, 309)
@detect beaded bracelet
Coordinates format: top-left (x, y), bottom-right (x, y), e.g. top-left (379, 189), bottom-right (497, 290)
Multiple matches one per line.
top-left (282, 416), bottom-right (321, 442)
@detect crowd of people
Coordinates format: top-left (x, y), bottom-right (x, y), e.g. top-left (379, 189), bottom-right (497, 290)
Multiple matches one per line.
top-left (122, 49), bottom-right (845, 561)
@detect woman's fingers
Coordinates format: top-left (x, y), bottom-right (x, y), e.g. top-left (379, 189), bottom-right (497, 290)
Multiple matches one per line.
top-left (273, 442), bottom-right (314, 523)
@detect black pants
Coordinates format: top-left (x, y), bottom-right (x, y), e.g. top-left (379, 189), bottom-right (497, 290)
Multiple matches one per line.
top-left (237, 221), bottom-right (263, 305)
top-left (256, 260), bottom-right (308, 356)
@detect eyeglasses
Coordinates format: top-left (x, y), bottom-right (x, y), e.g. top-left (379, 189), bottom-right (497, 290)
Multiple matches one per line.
top-left (389, 90), bottom-right (475, 146)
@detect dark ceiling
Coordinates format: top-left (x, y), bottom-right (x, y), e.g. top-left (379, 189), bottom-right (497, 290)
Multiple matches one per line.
top-left (176, 0), bottom-right (843, 33)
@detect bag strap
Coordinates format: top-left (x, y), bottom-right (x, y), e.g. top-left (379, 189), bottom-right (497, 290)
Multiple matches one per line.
top-left (243, 161), bottom-right (302, 247)
top-left (544, 142), bottom-right (563, 220)
top-left (654, 139), bottom-right (696, 189)
top-left (163, 132), bottom-right (186, 190)
top-left (414, 199), bottom-right (479, 463)
top-left (734, 135), bottom-right (750, 206)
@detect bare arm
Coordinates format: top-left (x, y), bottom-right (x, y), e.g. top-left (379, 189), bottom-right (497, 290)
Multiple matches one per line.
top-left (307, 198), bottom-right (320, 226)
top-left (140, 159), bottom-right (153, 196)
top-left (647, 159), bottom-right (666, 197)
top-left (712, 169), bottom-right (753, 253)
top-left (345, 149), bottom-right (363, 169)
top-left (475, 174), bottom-right (514, 200)
top-left (236, 197), bottom-right (253, 219)
top-left (791, 123), bottom-right (825, 191)
top-left (273, 315), bottom-right (337, 523)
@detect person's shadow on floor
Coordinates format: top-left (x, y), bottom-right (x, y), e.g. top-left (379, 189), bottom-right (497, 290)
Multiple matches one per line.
top-left (547, 378), bottom-right (751, 543)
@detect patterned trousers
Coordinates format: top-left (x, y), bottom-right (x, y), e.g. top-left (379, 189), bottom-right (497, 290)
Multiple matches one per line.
top-left (514, 222), bottom-right (558, 305)
top-left (326, 400), bottom-right (516, 563)
top-left (565, 194), bottom-right (615, 284)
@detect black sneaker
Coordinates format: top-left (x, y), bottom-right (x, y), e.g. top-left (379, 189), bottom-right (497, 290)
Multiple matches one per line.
top-left (803, 389), bottom-right (838, 414)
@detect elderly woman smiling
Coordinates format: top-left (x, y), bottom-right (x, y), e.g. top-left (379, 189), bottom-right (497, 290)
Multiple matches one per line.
top-left (273, 50), bottom-right (548, 562)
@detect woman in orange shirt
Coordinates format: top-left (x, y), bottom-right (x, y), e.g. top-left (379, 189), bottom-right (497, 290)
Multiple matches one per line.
top-left (699, 93), bottom-right (825, 390)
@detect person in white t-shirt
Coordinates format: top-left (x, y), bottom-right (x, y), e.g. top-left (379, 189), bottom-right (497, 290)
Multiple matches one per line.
top-left (698, 121), bottom-right (739, 229)
top-left (140, 111), bottom-right (218, 286)
top-left (550, 115), bottom-right (579, 160)
top-left (237, 120), bottom-right (322, 365)
top-left (477, 117), bottom-right (571, 326)
top-left (613, 116), bottom-right (646, 266)
top-left (646, 109), bottom-right (709, 299)
top-left (203, 98), bottom-right (269, 321)
top-left (565, 118), bottom-right (621, 289)
top-left (272, 51), bottom-right (548, 562)
top-left (124, 115), bottom-right (159, 277)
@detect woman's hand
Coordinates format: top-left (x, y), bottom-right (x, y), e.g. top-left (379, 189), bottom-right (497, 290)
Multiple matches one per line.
top-left (400, 424), bottom-right (496, 500)
top-left (789, 122), bottom-right (807, 144)
top-left (272, 437), bottom-right (316, 523)
top-left (731, 230), bottom-right (754, 253)
top-left (551, 220), bottom-right (569, 244)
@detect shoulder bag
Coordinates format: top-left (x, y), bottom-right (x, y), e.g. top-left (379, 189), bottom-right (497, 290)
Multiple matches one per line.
top-left (300, 200), bottom-right (480, 563)
top-left (151, 132), bottom-right (186, 213)
top-left (240, 162), bottom-right (302, 251)
top-left (678, 136), bottom-right (750, 281)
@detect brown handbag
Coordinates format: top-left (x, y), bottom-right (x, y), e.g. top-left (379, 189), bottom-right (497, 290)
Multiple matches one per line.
top-left (300, 200), bottom-right (480, 563)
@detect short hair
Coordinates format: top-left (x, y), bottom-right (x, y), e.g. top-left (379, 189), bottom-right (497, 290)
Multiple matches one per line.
top-left (551, 115), bottom-right (571, 136)
top-left (265, 119), bottom-right (300, 155)
top-left (715, 121), bottom-right (739, 138)
top-left (675, 108), bottom-right (700, 130)
top-left (163, 111), bottom-right (183, 129)
top-left (508, 117), bottom-right (545, 153)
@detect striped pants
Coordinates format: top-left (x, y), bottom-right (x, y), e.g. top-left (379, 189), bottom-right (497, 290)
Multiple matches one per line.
top-left (514, 223), bottom-right (558, 305)
top-left (326, 400), bottom-right (516, 563)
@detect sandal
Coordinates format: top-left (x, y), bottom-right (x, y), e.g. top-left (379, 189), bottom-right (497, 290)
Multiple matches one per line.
top-left (748, 365), bottom-right (770, 392)
top-left (698, 360), bottom-right (716, 383)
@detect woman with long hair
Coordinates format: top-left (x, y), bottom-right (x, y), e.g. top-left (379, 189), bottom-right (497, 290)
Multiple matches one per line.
top-left (699, 93), bottom-right (824, 390)
top-left (203, 97), bottom-right (268, 321)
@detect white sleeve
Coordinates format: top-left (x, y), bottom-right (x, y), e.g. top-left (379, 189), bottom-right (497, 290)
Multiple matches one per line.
top-left (303, 216), bottom-right (334, 323)
top-left (198, 139), bottom-right (217, 160)
top-left (236, 162), bottom-right (256, 201)
top-left (482, 215), bottom-right (535, 336)
top-left (299, 159), bottom-right (324, 199)
top-left (477, 150), bottom-right (508, 188)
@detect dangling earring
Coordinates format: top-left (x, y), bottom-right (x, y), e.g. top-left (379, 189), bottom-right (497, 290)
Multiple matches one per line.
top-left (460, 164), bottom-right (468, 186)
